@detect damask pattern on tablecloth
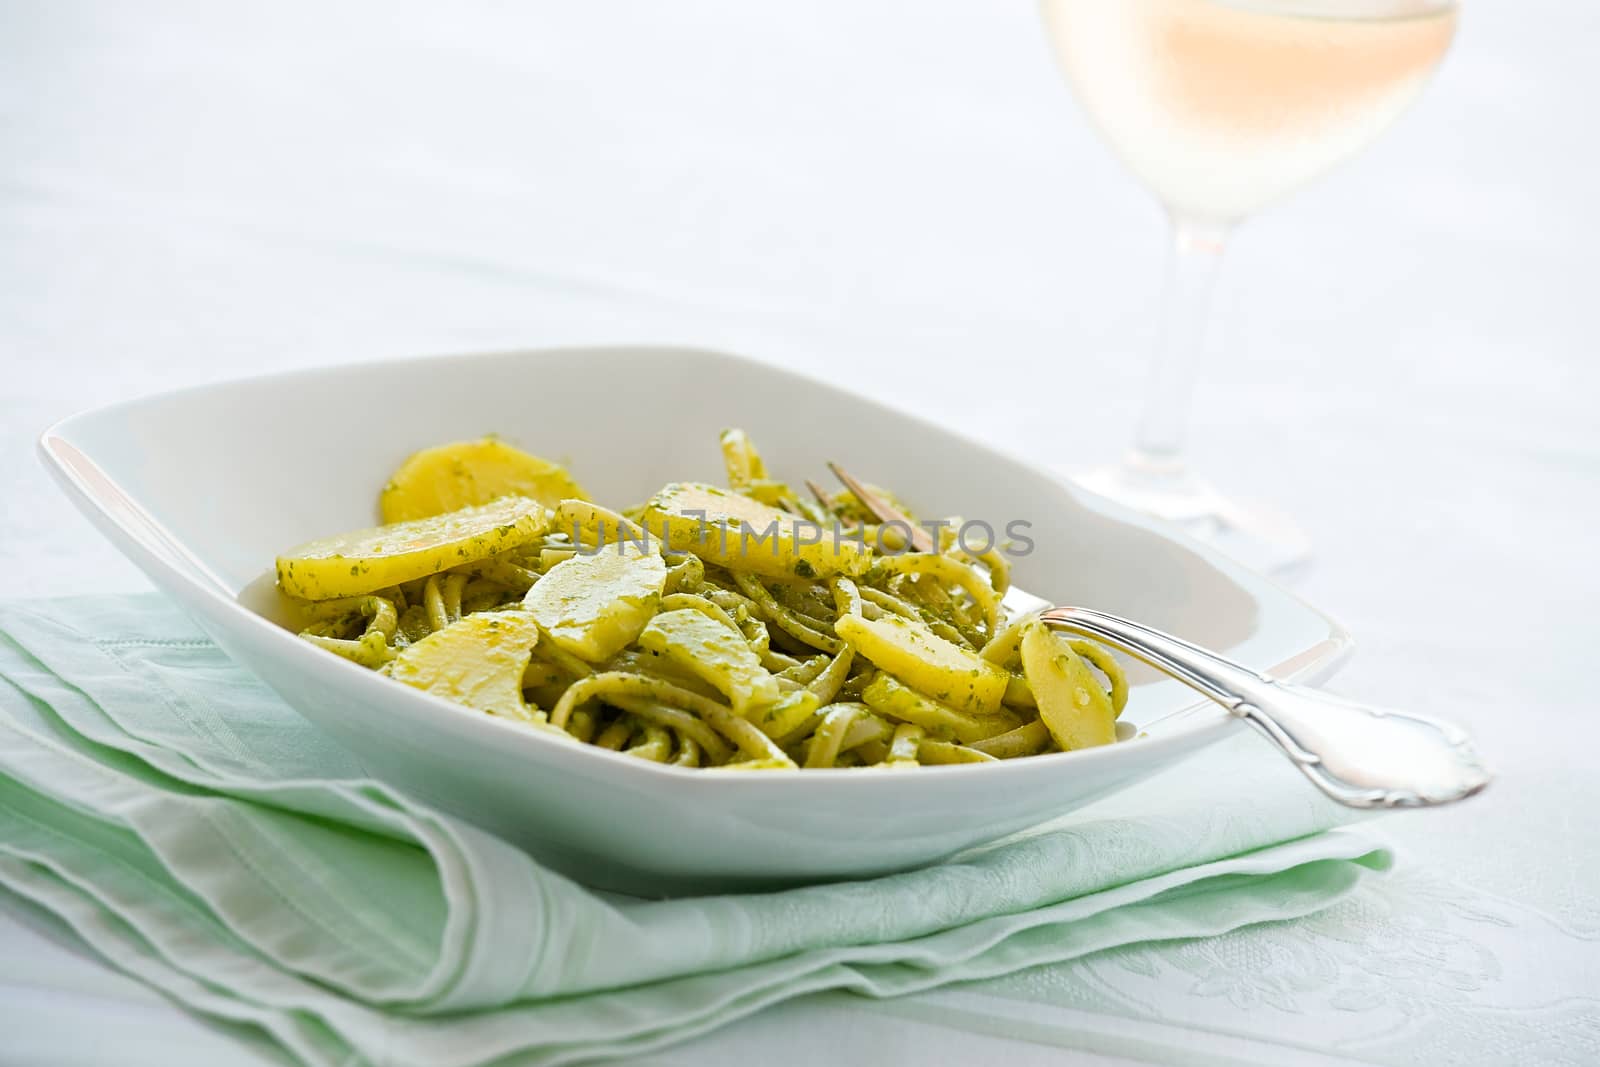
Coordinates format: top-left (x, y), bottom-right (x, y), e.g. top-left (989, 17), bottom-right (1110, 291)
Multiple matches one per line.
top-left (886, 805), bottom-right (1600, 1066)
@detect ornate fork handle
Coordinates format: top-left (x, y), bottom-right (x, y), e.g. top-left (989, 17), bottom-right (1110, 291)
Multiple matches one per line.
top-left (813, 460), bottom-right (1490, 809)
top-left (1039, 606), bottom-right (1491, 808)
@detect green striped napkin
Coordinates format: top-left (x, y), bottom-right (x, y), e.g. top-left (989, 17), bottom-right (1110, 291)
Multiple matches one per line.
top-left (0, 595), bottom-right (1387, 1066)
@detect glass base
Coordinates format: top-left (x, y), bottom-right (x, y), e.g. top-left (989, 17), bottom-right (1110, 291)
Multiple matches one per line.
top-left (1072, 453), bottom-right (1312, 581)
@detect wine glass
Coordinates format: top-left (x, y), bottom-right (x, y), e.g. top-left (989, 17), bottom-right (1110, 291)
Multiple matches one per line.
top-left (1039, 0), bottom-right (1458, 574)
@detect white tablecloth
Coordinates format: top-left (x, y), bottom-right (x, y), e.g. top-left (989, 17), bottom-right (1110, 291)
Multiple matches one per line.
top-left (3, 2), bottom-right (1596, 1063)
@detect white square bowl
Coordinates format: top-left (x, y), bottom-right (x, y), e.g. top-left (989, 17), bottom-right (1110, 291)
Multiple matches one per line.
top-left (41, 345), bottom-right (1350, 894)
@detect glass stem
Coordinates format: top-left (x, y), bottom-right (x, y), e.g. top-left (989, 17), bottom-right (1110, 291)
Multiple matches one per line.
top-left (1128, 214), bottom-right (1232, 481)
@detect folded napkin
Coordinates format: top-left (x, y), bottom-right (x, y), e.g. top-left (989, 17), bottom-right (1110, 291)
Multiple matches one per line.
top-left (0, 595), bottom-right (1388, 1067)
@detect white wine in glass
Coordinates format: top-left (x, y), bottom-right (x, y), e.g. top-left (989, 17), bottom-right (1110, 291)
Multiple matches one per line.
top-left (1039, 0), bottom-right (1458, 573)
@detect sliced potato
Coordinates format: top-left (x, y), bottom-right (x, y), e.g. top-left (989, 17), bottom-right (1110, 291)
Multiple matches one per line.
top-left (380, 438), bottom-right (587, 523)
top-left (641, 482), bottom-right (870, 580)
top-left (835, 612), bottom-right (1008, 716)
top-left (389, 610), bottom-right (540, 720)
top-left (522, 543), bottom-right (667, 661)
top-left (1020, 621), bottom-right (1117, 751)
top-left (861, 672), bottom-right (1021, 743)
top-left (277, 496), bottom-right (548, 600)
top-left (636, 608), bottom-right (781, 715)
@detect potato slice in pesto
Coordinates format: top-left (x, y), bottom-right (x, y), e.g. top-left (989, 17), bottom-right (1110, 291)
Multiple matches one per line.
top-left (276, 495), bottom-right (548, 600)
top-left (1020, 621), bottom-right (1116, 751)
top-left (380, 437), bottom-right (588, 523)
top-left (636, 608), bottom-right (781, 716)
top-left (835, 612), bottom-right (1009, 717)
top-left (389, 610), bottom-right (542, 722)
top-left (641, 482), bottom-right (870, 580)
top-left (523, 544), bottom-right (667, 662)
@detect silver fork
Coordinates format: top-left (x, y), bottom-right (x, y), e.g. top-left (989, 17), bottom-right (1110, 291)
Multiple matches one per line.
top-left (812, 464), bottom-right (1490, 809)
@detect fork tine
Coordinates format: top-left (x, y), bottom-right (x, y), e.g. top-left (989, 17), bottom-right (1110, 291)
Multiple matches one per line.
top-left (826, 462), bottom-right (935, 553)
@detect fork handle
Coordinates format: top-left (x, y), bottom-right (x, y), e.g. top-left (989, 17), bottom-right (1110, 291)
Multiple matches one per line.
top-left (1038, 606), bottom-right (1491, 809)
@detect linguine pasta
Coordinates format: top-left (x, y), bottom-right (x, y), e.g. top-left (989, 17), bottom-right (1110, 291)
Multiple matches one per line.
top-left (272, 431), bottom-right (1127, 769)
